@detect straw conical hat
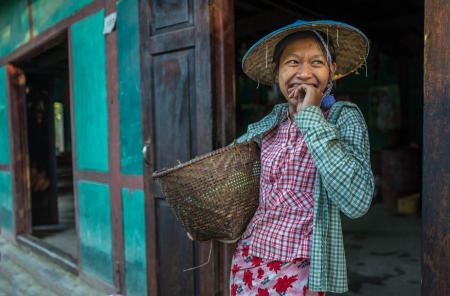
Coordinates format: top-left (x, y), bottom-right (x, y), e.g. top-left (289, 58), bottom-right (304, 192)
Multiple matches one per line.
top-left (242, 20), bottom-right (369, 85)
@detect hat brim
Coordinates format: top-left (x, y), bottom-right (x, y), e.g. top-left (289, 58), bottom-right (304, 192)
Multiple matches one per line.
top-left (242, 20), bottom-right (369, 85)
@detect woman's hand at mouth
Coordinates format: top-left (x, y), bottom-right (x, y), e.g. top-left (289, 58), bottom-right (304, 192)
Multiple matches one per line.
top-left (287, 84), bottom-right (323, 113)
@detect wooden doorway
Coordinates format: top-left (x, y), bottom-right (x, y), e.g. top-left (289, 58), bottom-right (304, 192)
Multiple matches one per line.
top-left (139, 0), bottom-right (448, 295)
top-left (6, 32), bottom-right (79, 266)
top-left (139, 0), bottom-right (224, 294)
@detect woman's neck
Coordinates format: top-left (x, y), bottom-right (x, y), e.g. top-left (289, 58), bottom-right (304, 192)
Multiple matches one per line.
top-left (288, 104), bottom-right (297, 121)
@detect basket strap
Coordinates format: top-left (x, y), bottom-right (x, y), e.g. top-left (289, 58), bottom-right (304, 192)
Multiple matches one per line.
top-left (183, 241), bottom-right (213, 272)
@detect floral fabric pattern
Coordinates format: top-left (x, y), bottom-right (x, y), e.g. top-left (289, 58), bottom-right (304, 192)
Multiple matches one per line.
top-left (230, 237), bottom-right (325, 296)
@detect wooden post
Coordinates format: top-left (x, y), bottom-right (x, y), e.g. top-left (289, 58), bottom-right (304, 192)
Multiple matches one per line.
top-left (211, 0), bottom-right (236, 294)
top-left (423, 0), bottom-right (450, 295)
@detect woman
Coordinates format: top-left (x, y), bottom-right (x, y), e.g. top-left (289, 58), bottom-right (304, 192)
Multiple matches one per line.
top-left (229, 20), bottom-right (374, 295)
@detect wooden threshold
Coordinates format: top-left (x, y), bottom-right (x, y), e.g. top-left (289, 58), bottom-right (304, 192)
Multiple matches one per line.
top-left (16, 234), bottom-right (78, 275)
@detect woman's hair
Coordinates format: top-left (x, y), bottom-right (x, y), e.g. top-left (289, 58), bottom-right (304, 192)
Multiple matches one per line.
top-left (271, 30), bottom-right (337, 88)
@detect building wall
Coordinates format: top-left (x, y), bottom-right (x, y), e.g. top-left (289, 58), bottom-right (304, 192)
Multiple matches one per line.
top-left (71, 9), bottom-right (113, 284)
top-left (78, 180), bottom-right (113, 284)
top-left (0, 0), bottom-right (147, 295)
top-left (0, 66), bottom-right (13, 233)
top-left (31, 0), bottom-right (95, 36)
top-left (71, 9), bottom-right (109, 172)
top-left (0, 0), bottom-right (30, 57)
top-left (117, 0), bottom-right (144, 176)
top-left (116, 0), bottom-right (147, 294)
top-left (0, 67), bottom-right (10, 165)
top-left (0, 0), bottom-right (97, 57)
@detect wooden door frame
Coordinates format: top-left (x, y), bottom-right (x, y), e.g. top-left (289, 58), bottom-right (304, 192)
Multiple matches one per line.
top-left (423, 0), bottom-right (449, 295)
top-left (6, 64), bottom-right (31, 238)
top-left (138, 0), bottom-right (236, 294)
top-left (0, 0), bottom-right (104, 256)
top-left (5, 31), bottom-right (82, 275)
top-left (211, 0), bottom-right (236, 294)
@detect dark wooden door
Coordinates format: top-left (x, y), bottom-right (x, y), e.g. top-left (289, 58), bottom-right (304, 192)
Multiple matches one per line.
top-left (139, 0), bottom-right (219, 295)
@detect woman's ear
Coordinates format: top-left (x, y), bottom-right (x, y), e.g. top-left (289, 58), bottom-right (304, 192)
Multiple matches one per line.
top-left (331, 62), bottom-right (337, 77)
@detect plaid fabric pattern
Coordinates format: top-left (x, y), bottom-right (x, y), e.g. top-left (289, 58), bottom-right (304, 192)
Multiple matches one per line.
top-left (236, 101), bottom-right (374, 293)
top-left (243, 109), bottom-right (330, 262)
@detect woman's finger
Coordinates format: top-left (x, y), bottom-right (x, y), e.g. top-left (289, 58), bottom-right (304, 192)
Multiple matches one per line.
top-left (294, 85), bottom-right (307, 100)
top-left (288, 87), bottom-right (296, 98)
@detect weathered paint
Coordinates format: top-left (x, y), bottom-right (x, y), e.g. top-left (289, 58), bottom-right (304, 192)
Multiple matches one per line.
top-left (117, 0), bottom-right (143, 176)
top-left (0, 66), bottom-right (10, 165)
top-left (122, 188), bottom-right (147, 296)
top-left (0, 171), bottom-right (13, 232)
top-left (0, 0), bottom-right (30, 58)
top-left (71, 10), bottom-right (109, 172)
top-left (31, 0), bottom-right (95, 36)
top-left (78, 180), bottom-right (113, 284)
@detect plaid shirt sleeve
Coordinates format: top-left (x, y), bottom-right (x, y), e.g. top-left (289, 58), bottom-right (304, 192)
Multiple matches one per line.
top-left (294, 105), bottom-right (374, 219)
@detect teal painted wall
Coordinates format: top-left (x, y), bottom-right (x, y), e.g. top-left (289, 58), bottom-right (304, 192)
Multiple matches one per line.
top-left (31, 0), bottom-right (94, 36)
top-left (117, 0), bottom-right (143, 176)
top-left (71, 10), bottom-right (109, 172)
top-left (0, 171), bottom-right (13, 232)
top-left (78, 180), bottom-right (113, 284)
top-left (122, 188), bottom-right (147, 296)
top-left (0, 0), bottom-right (30, 58)
top-left (0, 67), bottom-right (10, 234)
top-left (0, 67), bottom-right (10, 165)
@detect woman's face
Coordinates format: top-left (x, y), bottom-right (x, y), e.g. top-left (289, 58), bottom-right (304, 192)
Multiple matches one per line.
top-left (275, 37), bottom-right (335, 103)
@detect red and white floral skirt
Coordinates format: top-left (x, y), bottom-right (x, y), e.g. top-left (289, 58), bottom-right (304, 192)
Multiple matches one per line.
top-left (230, 237), bottom-right (325, 296)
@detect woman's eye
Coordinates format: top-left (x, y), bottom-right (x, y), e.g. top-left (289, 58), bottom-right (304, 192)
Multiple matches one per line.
top-left (312, 60), bottom-right (325, 65)
top-left (286, 60), bottom-right (298, 64)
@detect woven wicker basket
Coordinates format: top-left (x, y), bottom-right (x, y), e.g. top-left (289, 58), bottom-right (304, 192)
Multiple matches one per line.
top-left (152, 141), bottom-right (260, 242)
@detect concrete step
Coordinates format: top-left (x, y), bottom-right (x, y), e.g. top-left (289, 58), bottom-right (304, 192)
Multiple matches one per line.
top-left (0, 235), bottom-right (110, 296)
top-left (0, 250), bottom-right (59, 296)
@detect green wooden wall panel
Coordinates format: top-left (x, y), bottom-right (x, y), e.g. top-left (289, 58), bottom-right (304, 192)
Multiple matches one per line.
top-left (78, 180), bottom-right (113, 284)
top-left (31, 0), bottom-right (94, 36)
top-left (117, 0), bottom-right (143, 175)
top-left (122, 188), bottom-right (147, 296)
top-left (0, 66), bottom-right (10, 165)
top-left (0, 0), bottom-right (30, 58)
top-left (0, 171), bottom-right (13, 232)
top-left (71, 10), bottom-right (109, 172)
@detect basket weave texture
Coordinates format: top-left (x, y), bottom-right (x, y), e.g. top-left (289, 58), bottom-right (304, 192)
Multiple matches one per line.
top-left (152, 142), bottom-right (261, 242)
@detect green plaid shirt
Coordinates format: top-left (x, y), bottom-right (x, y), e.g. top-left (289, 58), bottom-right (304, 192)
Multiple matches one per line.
top-left (236, 101), bottom-right (374, 293)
